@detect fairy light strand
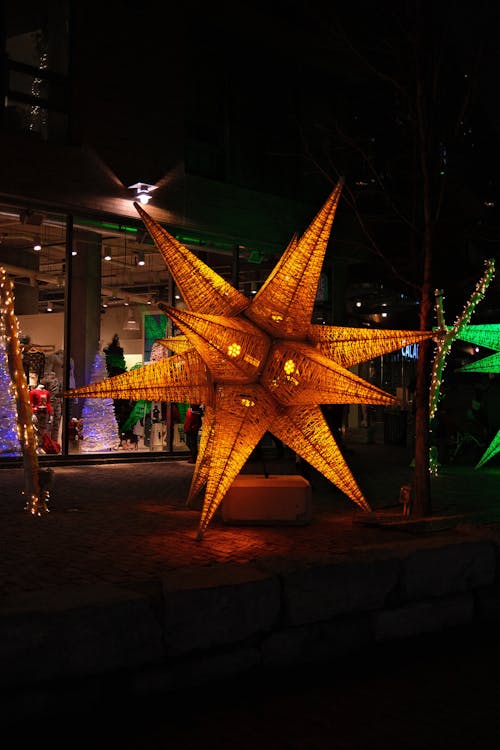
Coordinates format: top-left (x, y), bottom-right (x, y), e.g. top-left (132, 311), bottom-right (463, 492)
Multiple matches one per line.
top-left (428, 258), bottom-right (495, 476)
top-left (0, 268), bottom-right (44, 514)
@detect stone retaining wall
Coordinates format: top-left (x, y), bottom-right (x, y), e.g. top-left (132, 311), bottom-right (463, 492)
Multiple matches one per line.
top-left (1, 534), bottom-right (499, 723)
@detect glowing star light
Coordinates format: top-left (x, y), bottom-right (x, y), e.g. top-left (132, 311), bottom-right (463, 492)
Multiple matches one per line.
top-left (66, 180), bottom-right (433, 538)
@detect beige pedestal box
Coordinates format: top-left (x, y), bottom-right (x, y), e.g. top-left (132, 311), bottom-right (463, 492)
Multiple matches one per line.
top-left (221, 474), bottom-right (312, 526)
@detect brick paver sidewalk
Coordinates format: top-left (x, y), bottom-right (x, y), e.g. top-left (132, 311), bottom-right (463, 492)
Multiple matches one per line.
top-left (1, 440), bottom-right (499, 596)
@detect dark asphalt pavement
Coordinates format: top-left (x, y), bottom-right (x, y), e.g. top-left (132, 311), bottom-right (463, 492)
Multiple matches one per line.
top-left (11, 617), bottom-right (500, 749)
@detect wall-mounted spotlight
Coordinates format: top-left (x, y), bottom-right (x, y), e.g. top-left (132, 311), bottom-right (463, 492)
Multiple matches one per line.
top-left (128, 182), bottom-right (157, 205)
top-left (46, 301), bottom-right (53, 312)
top-left (103, 247), bottom-right (112, 261)
top-left (33, 237), bottom-right (42, 252)
top-left (135, 251), bottom-right (145, 266)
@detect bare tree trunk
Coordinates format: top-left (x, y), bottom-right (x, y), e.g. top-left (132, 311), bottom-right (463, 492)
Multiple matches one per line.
top-left (410, 4), bottom-right (434, 517)
top-left (412, 252), bottom-right (433, 516)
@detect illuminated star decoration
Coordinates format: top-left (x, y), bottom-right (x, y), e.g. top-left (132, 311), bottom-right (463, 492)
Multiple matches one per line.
top-left (456, 323), bottom-right (500, 469)
top-left (66, 180), bottom-right (433, 538)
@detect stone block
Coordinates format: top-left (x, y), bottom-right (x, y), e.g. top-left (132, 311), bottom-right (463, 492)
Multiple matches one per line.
top-left (162, 565), bottom-right (281, 656)
top-left (0, 584), bottom-right (164, 687)
top-left (221, 474), bottom-right (312, 525)
top-left (374, 591), bottom-right (475, 641)
top-left (261, 613), bottom-right (373, 666)
top-left (401, 541), bottom-right (496, 600)
top-left (281, 556), bottom-right (400, 626)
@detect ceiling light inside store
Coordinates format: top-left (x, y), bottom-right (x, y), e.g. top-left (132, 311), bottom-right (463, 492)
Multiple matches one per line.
top-left (103, 247), bottom-right (112, 261)
top-left (135, 252), bottom-right (145, 266)
top-left (46, 301), bottom-right (53, 312)
top-left (33, 238), bottom-right (42, 251)
top-left (123, 307), bottom-right (140, 331)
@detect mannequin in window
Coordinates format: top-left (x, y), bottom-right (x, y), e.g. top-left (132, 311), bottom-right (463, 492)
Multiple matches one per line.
top-left (29, 382), bottom-right (53, 442)
top-left (40, 371), bottom-right (62, 442)
top-left (45, 349), bottom-right (63, 382)
top-left (21, 335), bottom-right (46, 388)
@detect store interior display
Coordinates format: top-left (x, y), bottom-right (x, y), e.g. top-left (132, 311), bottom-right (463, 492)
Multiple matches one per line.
top-left (80, 350), bottom-right (120, 453)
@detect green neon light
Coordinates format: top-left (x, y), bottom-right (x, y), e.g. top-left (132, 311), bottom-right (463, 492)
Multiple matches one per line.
top-left (74, 217), bottom-right (276, 262)
top-left (76, 217), bottom-right (138, 234)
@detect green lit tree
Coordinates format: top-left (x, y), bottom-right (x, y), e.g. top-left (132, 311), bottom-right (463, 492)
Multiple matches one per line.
top-left (103, 333), bottom-right (132, 436)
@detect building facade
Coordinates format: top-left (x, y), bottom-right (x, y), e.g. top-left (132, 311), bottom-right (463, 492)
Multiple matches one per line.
top-left (0, 2), bottom-right (351, 459)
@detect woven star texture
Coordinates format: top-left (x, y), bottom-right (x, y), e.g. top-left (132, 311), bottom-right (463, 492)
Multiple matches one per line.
top-left (66, 180), bottom-right (433, 538)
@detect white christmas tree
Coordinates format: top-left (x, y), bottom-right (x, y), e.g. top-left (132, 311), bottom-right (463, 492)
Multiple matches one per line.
top-left (81, 350), bottom-right (120, 452)
top-left (0, 334), bottom-right (21, 456)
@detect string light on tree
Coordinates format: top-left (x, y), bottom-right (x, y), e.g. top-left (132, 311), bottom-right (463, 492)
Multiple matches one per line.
top-left (429, 258), bottom-right (495, 421)
top-left (428, 259), bottom-right (495, 475)
top-left (0, 268), bottom-right (42, 513)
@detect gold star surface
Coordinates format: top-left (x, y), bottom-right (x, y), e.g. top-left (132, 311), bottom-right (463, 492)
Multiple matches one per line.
top-left (67, 180), bottom-right (433, 538)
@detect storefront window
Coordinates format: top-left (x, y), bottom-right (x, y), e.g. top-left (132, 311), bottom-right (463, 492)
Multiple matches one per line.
top-left (0, 203), bottom-right (186, 460)
top-left (66, 217), bottom-right (180, 457)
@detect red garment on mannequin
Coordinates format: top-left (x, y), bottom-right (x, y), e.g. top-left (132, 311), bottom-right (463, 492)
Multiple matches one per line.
top-left (29, 387), bottom-right (53, 415)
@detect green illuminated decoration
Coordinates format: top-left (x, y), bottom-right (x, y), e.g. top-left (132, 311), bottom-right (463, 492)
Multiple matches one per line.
top-left (457, 324), bottom-right (500, 374)
top-left (458, 350), bottom-right (500, 374)
top-left (456, 323), bottom-right (500, 469)
top-left (475, 430), bottom-right (500, 469)
top-left (457, 324), bottom-right (500, 352)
